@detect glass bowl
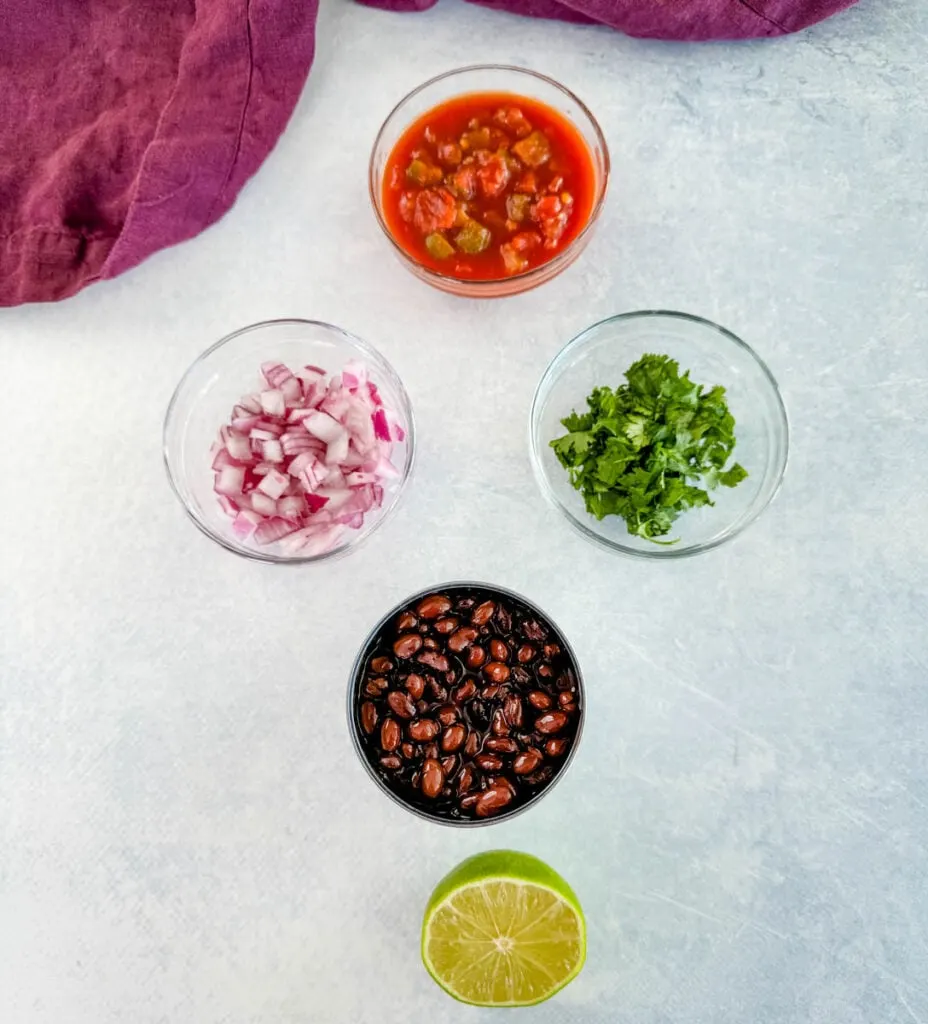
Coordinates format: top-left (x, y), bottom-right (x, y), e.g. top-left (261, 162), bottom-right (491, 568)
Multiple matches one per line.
top-left (163, 319), bottom-right (415, 563)
top-left (369, 64), bottom-right (610, 298)
top-left (347, 582), bottom-right (585, 827)
top-left (530, 311), bottom-right (789, 558)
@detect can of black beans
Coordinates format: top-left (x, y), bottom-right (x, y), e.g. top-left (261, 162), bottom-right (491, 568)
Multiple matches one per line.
top-left (347, 581), bottom-right (585, 826)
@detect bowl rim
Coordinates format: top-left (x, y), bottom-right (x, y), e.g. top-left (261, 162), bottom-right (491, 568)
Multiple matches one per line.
top-left (530, 309), bottom-right (790, 560)
top-left (368, 63), bottom-right (611, 291)
top-left (162, 317), bottom-right (417, 565)
top-left (346, 579), bottom-right (586, 827)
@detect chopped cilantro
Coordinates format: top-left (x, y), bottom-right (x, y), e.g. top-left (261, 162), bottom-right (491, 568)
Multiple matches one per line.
top-left (549, 354), bottom-right (748, 543)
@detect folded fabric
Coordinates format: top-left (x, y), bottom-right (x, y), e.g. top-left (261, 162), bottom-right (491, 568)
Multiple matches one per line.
top-left (0, 0), bottom-right (318, 306)
top-left (357, 0), bottom-right (858, 40)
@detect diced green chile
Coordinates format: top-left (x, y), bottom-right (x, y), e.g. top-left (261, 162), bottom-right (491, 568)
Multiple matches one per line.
top-left (461, 127), bottom-right (493, 150)
top-left (407, 159), bottom-right (442, 185)
top-left (506, 193), bottom-right (532, 222)
top-left (455, 220), bottom-right (492, 254)
top-left (512, 130), bottom-right (551, 168)
top-left (426, 233), bottom-right (455, 259)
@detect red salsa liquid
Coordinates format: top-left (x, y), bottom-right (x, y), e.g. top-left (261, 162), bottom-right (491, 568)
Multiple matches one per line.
top-left (382, 92), bottom-right (597, 281)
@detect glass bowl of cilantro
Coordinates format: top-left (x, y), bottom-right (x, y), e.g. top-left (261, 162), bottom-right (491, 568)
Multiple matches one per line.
top-left (530, 311), bottom-right (789, 557)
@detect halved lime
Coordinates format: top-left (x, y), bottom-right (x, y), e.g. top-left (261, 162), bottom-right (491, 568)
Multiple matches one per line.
top-left (421, 850), bottom-right (586, 1007)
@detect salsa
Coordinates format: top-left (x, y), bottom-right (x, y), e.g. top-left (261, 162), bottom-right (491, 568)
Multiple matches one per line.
top-left (382, 92), bottom-right (597, 281)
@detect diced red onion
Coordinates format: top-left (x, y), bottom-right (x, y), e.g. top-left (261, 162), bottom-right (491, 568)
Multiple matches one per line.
top-left (215, 465), bottom-right (245, 495)
top-left (232, 509), bottom-right (263, 538)
top-left (254, 516), bottom-right (300, 545)
top-left (303, 410), bottom-right (346, 444)
top-left (336, 511), bottom-right (365, 529)
top-left (250, 491), bottom-right (278, 516)
top-left (372, 408), bottom-right (391, 442)
top-left (226, 433), bottom-right (254, 461)
top-left (345, 470), bottom-right (379, 486)
top-left (287, 451), bottom-right (317, 478)
top-left (315, 487), bottom-right (352, 510)
top-left (260, 389), bottom-right (286, 417)
top-left (387, 413), bottom-right (406, 442)
top-left (211, 358), bottom-right (404, 554)
top-left (250, 427), bottom-right (279, 442)
top-left (212, 447), bottom-right (238, 471)
top-left (281, 377), bottom-right (302, 404)
top-left (341, 360), bottom-right (367, 392)
top-left (261, 362), bottom-right (294, 389)
top-left (278, 494), bottom-right (305, 519)
top-left (370, 454), bottom-right (400, 479)
top-left (325, 433), bottom-right (350, 466)
top-left (305, 493), bottom-right (330, 513)
top-left (238, 394), bottom-right (262, 414)
top-left (217, 494), bottom-right (238, 516)
top-left (321, 465), bottom-right (347, 490)
top-left (320, 390), bottom-right (351, 421)
top-left (257, 468), bottom-right (289, 499)
top-left (261, 439), bottom-right (284, 463)
top-left (231, 415), bottom-right (260, 434)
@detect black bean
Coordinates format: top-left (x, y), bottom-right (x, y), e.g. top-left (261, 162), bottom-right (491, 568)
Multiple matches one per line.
top-left (406, 674), bottom-right (426, 700)
top-left (522, 619), bottom-right (547, 641)
top-left (417, 595), bottom-right (452, 619)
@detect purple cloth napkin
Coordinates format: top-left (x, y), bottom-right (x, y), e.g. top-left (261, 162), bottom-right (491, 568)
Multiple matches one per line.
top-left (0, 0), bottom-right (318, 306)
top-left (358, 0), bottom-right (857, 39)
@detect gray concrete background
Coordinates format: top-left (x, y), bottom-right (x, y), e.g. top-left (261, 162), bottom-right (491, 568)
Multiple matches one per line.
top-left (2, 0), bottom-right (926, 1021)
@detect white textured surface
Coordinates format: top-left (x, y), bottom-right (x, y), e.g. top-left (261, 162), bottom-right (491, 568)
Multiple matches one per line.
top-left (2, 1), bottom-right (927, 1021)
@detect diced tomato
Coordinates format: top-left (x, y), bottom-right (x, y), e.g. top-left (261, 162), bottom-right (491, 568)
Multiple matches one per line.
top-left (500, 243), bottom-right (529, 275)
top-left (413, 187), bottom-right (457, 234)
top-left (448, 164), bottom-right (477, 199)
top-left (389, 165), bottom-right (404, 190)
top-left (493, 106), bottom-right (533, 139)
top-left (547, 175), bottom-right (564, 193)
top-left (511, 231), bottom-right (541, 254)
top-left (482, 210), bottom-right (509, 233)
top-left (531, 196), bottom-right (562, 220)
top-left (398, 190), bottom-right (417, 223)
top-left (515, 171), bottom-right (538, 195)
top-left (476, 154), bottom-right (511, 198)
top-left (437, 140), bottom-right (462, 165)
top-left (531, 196), bottom-right (569, 249)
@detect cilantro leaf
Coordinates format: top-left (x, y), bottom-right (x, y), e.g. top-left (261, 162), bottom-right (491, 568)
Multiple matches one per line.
top-left (548, 354), bottom-right (748, 543)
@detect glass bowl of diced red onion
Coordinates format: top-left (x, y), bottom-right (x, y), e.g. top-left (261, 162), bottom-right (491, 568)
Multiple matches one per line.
top-left (163, 319), bottom-right (415, 563)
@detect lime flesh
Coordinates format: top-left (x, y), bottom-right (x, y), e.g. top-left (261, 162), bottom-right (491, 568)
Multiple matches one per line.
top-left (421, 850), bottom-right (586, 1007)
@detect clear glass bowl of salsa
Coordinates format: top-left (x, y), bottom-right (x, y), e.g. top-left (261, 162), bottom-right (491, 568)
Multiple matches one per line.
top-left (369, 65), bottom-right (610, 298)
